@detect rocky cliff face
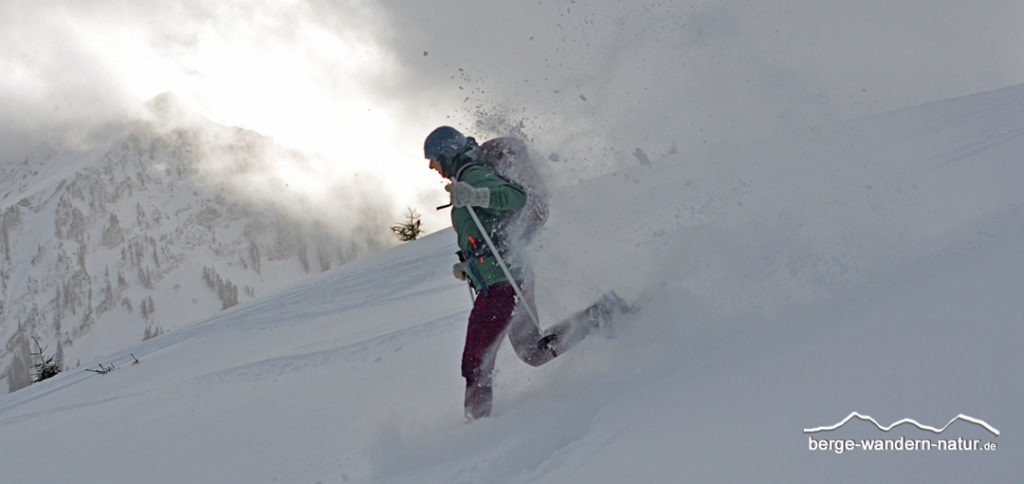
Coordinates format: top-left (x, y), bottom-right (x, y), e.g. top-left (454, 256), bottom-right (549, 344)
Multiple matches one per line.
top-left (1, 100), bottom-right (390, 392)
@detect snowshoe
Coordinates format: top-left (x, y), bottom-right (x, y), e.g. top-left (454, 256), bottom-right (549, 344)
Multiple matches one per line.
top-left (590, 291), bottom-right (638, 337)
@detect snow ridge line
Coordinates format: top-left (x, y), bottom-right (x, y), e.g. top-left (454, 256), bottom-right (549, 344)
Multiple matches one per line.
top-left (803, 412), bottom-right (1000, 436)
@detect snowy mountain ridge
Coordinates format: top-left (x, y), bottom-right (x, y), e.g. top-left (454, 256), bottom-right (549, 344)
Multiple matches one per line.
top-left (1, 96), bottom-right (389, 393)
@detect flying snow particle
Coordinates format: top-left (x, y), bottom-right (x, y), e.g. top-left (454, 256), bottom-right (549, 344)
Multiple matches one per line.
top-left (633, 148), bottom-right (652, 167)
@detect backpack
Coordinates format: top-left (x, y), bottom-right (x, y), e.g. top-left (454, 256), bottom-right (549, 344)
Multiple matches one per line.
top-left (478, 137), bottom-right (549, 242)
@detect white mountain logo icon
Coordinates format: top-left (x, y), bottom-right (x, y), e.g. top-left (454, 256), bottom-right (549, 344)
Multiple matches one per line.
top-left (804, 412), bottom-right (1000, 436)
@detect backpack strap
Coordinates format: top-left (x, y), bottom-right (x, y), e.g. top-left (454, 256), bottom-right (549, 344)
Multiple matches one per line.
top-left (453, 161), bottom-right (480, 182)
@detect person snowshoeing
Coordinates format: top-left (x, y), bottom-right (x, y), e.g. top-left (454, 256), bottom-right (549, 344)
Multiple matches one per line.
top-left (425, 126), bottom-right (627, 420)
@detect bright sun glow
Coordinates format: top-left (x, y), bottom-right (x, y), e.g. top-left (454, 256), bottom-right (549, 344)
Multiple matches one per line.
top-left (51, 1), bottom-right (450, 233)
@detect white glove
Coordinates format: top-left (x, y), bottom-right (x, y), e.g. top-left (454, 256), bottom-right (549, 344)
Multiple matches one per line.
top-left (447, 182), bottom-right (491, 208)
top-left (452, 261), bottom-right (470, 281)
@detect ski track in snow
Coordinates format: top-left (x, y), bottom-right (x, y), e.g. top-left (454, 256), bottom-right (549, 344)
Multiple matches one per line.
top-left (187, 313), bottom-right (462, 388)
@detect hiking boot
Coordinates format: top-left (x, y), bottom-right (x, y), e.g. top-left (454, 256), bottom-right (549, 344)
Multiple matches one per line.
top-left (464, 383), bottom-right (493, 421)
top-left (589, 291), bottom-right (634, 336)
top-left (599, 291), bottom-right (633, 314)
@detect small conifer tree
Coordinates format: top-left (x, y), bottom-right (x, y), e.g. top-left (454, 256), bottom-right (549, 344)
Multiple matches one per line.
top-left (390, 208), bottom-right (423, 242)
top-left (31, 337), bottom-right (62, 382)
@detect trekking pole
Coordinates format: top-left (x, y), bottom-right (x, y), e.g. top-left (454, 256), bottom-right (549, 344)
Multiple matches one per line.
top-left (465, 206), bottom-right (541, 327)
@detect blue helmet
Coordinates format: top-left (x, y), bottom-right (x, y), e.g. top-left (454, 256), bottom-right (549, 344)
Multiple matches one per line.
top-left (424, 126), bottom-right (468, 161)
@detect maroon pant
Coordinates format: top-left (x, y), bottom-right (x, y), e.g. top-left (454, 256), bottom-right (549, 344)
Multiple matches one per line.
top-left (461, 282), bottom-right (551, 388)
top-left (461, 281), bottom-right (603, 419)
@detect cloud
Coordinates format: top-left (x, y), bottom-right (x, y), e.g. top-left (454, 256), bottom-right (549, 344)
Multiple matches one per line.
top-left (2, 0), bottom-right (1023, 227)
top-left (0, 0), bottom-right (457, 231)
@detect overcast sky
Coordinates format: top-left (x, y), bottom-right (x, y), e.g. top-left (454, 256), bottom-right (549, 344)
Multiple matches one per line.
top-left (2, 0), bottom-right (1022, 229)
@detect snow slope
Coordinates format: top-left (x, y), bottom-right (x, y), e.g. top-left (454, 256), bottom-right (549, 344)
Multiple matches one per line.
top-left (1, 84), bottom-right (1022, 482)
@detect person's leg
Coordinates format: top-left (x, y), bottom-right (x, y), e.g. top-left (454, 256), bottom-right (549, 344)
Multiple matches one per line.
top-left (461, 283), bottom-right (517, 419)
top-left (514, 291), bottom-right (630, 363)
top-left (507, 277), bottom-right (557, 367)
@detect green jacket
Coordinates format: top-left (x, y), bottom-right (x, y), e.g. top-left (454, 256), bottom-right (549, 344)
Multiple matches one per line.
top-left (449, 150), bottom-right (527, 291)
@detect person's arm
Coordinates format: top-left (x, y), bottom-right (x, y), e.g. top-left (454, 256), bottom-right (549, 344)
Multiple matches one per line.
top-left (450, 166), bottom-right (526, 211)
